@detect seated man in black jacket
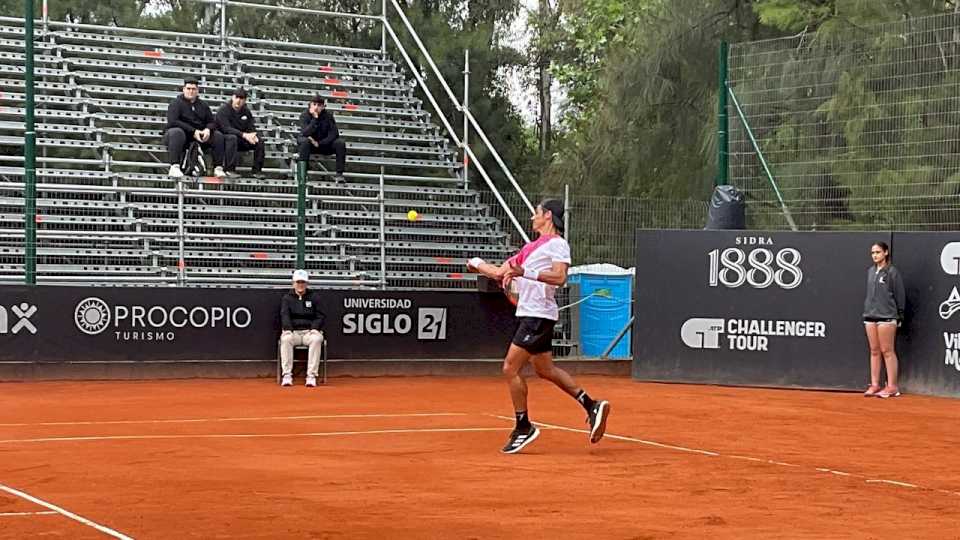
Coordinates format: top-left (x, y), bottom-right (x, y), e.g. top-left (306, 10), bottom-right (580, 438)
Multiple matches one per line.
top-left (164, 78), bottom-right (232, 178)
top-left (297, 95), bottom-right (347, 183)
top-left (216, 88), bottom-right (265, 179)
top-left (279, 269), bottom-right (326, 387)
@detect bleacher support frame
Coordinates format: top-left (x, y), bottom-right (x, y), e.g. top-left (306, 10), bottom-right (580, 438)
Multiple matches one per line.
top-left (3, 0), bottom-right (534, 288)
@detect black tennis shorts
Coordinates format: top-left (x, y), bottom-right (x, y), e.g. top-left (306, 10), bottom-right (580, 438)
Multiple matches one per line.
top-left (512, 317), bottom-right (556, 354)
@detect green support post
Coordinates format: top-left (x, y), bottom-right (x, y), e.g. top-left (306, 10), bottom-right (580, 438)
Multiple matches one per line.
top-left (24, 0), bottom-right (37, 285)
top-left (717, 41), bottom-right (729, 187)
top-left (296, 161), bottom-right (306, 269)
top-left (727, 85), bottom-right (798, 231)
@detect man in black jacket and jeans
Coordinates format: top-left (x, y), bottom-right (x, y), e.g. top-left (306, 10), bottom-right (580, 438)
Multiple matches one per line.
top-left (279, 269), bottom-right (326, 387)
top-left (164, 78), bottom-right (232, 178)
top-left (297, 95), bottom-right (347, 183)
top-left (216, 88), bottom-right (265, 178)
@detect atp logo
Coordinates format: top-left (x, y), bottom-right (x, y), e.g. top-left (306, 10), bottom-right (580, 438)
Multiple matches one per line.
top-left (680, 318), bottom-right (724, 349)
top-left (0, 303), bottom-right (38, 335)
top-left (941, 243), bottom-right (960, 275)
top-left (940, 287), bottom-right (960, 320)
top-left (939, 243), bottom-right (960, 320)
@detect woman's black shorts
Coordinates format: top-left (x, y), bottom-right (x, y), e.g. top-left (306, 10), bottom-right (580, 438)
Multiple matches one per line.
top-left (512, 317), bottom-right (556, 354)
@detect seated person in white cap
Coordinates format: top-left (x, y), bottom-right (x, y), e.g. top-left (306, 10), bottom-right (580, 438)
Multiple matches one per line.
top-left (279, 269), bottom-right (326, 387)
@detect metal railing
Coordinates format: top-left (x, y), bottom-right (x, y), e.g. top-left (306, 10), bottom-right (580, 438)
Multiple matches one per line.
top-left (17, 0), bottom-right (534, 288)
top-left (180, 0), bottom-right (536, 242)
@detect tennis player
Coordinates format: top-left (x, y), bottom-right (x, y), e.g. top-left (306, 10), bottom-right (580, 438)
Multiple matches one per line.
top-left (467, 199), bottom-right (611, 454)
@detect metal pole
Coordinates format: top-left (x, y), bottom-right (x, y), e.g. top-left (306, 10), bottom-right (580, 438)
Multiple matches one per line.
top-left (388, 1), bottom-right (534, 213)
top-left (464, 145), bottom-right (529, 244)
top-left (220, 0), bottom-right (227, 47)
top-left (727, 84), bottom-right (798, 231)
top-left (24, 0), bottom-right (37, 285)
top-left (717, 41), bottom-right (729, 187)
top-left (464, 110), bottom-right (534, 213)
top-left (196, 0), bottom-right (381, 21)
top-left (41, 0), bottom-right (48, 31)
top-left (563, 184), bottom-right (570, 240)
top-left (380, 0), bottom-right (387, 54)
top-left (462, 49), bottom-right (469, 190)
top-left (379, 166), bottom-right (387, 290)
top-left (177, 178), bottom-right (186, 285)
top-left (389, 0), bottom-right (460, 105)
top-left (600, 316), bottom-right (633, 359)
top-left (296, 161), bottom-right (307, 268)
top-left (384, 20), bottom-right (529, 243)
top-left (384, 21), bottom-right (461, 145)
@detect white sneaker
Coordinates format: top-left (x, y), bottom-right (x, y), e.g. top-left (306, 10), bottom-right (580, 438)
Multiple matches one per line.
top-left (281, 373), bottom-right (293, 387)
top-left (305, 376), bottom-right (317, 387)
top-left (168, 164), bottom-right (184, 178)
top-left (214, 166), bottom-right (226, 178)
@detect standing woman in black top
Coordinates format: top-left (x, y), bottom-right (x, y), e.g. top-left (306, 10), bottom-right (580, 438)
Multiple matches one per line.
top-left (862, 242), bottom-right (905, 398)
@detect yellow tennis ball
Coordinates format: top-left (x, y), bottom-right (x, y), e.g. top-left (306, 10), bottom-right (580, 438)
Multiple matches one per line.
top-left (407, 210), bottom-right (419, 221)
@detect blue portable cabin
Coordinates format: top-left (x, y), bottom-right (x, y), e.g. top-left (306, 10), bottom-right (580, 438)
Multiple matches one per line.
top-left (567, 264), bottom-right (634, 358)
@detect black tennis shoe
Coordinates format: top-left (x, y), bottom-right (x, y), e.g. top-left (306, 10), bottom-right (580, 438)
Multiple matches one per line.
top-left (586, 400), bottom-right (611, 443)
top-left (501, 424), bottom-right (540, 454)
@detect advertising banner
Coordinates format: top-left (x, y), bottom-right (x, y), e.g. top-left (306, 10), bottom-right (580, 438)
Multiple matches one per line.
top-left (633, 230), bottom-right (889, 390)
top-left (0, 286), bottom-right (516, 361)
top-left (886, 233), bottom-right (960, 396)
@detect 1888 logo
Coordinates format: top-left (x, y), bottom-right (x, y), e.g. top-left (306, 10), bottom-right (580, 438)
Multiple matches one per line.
top-left (708, 237), bottom-right (803, 290)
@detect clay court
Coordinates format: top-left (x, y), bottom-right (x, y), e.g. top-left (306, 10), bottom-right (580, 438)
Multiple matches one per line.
top-left (1, 376), bottom-right (958, 539)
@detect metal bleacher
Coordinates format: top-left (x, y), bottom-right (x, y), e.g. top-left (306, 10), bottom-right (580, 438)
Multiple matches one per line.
top-left (0, 14), bottom-right (516, 288)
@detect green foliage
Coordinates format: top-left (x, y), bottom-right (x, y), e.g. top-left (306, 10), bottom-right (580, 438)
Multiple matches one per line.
top-left (0, 0), bottom-right (146, 24)
top-left (541, 0), bottom-right (960, 236)
top-left (732, 4), bottom-right (960, 231)
top-left (550, 0), bottom-right (634, 122)
top-left (753, 0), bottom-right (835, 32)
top-left (544, 0), bottom-right (761, 199)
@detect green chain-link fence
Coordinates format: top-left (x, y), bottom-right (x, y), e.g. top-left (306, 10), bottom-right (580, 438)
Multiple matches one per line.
top-left (483, 191), bottom-right (708, 268)
top-left (728, 12), bottom-right (960, 231)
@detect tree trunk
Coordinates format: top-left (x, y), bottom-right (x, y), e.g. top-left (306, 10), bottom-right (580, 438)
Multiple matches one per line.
top-left (537, 0), bottom-right (554, 159)
top-left (539, 62), bottom-right (552, 158)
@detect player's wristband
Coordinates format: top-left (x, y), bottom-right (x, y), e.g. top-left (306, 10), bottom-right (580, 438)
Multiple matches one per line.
top-left (468, 257), bottom-right (486, 268)
top-left (523, 268), bottom-right (540, 281)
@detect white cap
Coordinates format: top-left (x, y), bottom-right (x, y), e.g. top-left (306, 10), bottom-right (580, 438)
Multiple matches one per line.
top-left (292, 269), bottom-right (309, 282)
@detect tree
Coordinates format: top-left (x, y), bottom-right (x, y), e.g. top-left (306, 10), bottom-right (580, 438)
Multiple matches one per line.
top-left (540, 0), bottom-right (960, 207)
top-left (526, 0), bottom-right (562, 159)
top-left (386, 0), bottom-right (544, 192)
top-left (544, 0), bottom-right (766, 198)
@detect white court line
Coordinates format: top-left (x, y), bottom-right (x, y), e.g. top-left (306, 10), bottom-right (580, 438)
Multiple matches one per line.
top-left (816, 468), bottom-right (858, 477)
top-left (867, 479), bottom-right (917, 488)
top-left (0, 412), bottom-right (468, 428)
top-left (728, 455), bottom-right (800, 467)
top-left (488, 414), bottom-right (951, 494)
top-left (489, 415), bottom-right (720, 456)
top-left (0, 511), bottom-right (58, 516)
top-left (0, 483), bottom-right (133, 539)
top-left (0, 426), bottom-right (512, 444)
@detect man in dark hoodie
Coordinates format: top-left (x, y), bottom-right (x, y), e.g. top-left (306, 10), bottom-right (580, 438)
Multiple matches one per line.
top-left (216, 88), bottom-right (265, 178)
top-left (297, 95), bottom-right (347, 183)
top-left (164, 78), bottom-right (231, 178)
